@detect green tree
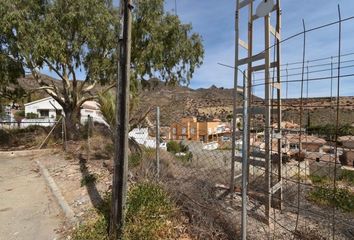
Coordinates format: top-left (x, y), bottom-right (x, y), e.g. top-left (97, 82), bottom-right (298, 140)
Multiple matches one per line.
top-left (131, 0), bottom-right (204, 86)
top-left (1, 0), bottom-right (118, 138)
top-left (0, 51), bottom-right (25, 102)
top-left (1, 0), bottom-right (204, 139)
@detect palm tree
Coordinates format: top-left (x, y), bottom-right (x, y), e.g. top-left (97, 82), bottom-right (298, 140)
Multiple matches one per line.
top-left (98, 91), bottom-right (152, 155)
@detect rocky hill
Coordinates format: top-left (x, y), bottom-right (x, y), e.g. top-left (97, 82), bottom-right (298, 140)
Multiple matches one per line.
top-left (138, 84), bottom-right (248, 125)
top-left (137, 79), bottom-right (354, 126)
top-left (14, 75), bottom-right (354, 127)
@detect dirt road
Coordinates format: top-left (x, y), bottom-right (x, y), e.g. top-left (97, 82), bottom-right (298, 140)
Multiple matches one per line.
top-left (0, 151), bottom-right (63, 240)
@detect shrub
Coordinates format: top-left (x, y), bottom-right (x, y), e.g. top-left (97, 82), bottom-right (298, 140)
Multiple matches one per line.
top-left (26, 112), bottom-right (39, 119)
top-left (176, 151), bottom-right (193, 163)
top-left (124, 183), bottom-right (173, 239)
top-left (72, 216), bottom-right (108, 240)
top-left (0, 129), bottom-right (10, 145)
top-left (71, 183), bottom-right (175, 240)
top-left (308, 174), bottom-right (354, 212)
top-left (179, 141), bottom-right (189, 152)
top-left (308, 186), bottom-right (354, 212)
top-left (167, 141), bottom-right (180, 153)
top-left (339, 170), bottom-right (354, 186)
top-left (309, 175), bottom-right (331, 185)
top-left (129, 153), bottom-right (142, 168)
top-left (14, 110), bottom-right (25, 118)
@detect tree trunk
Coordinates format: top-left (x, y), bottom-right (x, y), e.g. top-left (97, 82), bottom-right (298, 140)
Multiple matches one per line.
top-left (64, 106), bottom-right (80, 140)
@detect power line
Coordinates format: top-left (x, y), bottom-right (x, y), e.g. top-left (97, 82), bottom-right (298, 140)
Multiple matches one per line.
top-left (218, 52), bottom-right (354, 74)
top-left (251, 72), bottom-right (354, 88)
top-left (251, 63), bottom-right (354, 83)
top-left (218, 14), bottom-right (354, 72)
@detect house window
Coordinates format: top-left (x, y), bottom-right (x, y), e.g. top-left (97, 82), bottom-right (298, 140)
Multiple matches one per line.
top-left (39, 110), bottom-right (49, 118)
top-left (191, 127), bottom-right (195, 135)
top-left (290, 143), bottom-right (299, 150)
top-left (172, 128), bottom-right (176, 134)
top-left (182, 127), bottom-right (187, 134)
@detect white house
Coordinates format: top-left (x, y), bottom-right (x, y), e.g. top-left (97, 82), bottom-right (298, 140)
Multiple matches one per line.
top-left (80, 101), bottom-right (106, 125)
top-left (24, 97), bottom-right (63, 119)
top-left (128, 127), bottom-right (167, 150)
top-left (23, 97), bottom-right (105, 127)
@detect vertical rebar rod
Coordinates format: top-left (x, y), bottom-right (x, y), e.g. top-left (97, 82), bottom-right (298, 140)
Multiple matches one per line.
top-left (264, 13), bottom-right (272, 225)
top-left (294, 19), bottom-right (306, 236)
top-left (241, 72), bottom-right (249, 240)
top-left (156, 106), bottom-right (160, 178)
top-left (332, 5), bottom-right (342, 240)
top-left (246, 0), bottom-right (254, 193)
top-left (87, 116), bottom-right (91, 162)
top-left (230, 0), bottom-right (240, 193)
top-left (286, 63), bottom-right (289, 99)
top-left (330, 56), bottom-right (334, 126)
top-left (276, 0), bottom-right (283, 211)
top-left (62, 116), bottom-right (66, 152)
top-left (63, 116), bottom-right (67, 152)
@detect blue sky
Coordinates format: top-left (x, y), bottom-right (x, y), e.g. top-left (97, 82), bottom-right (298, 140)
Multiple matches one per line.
top-left (162, 0), bottom-right (354, 97)
top-left (43, 0), bottom-right (354, 98)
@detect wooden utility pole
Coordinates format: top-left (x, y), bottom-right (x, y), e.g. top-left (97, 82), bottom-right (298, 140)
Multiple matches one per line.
top-left (109, 0), bottom-right (133, 239)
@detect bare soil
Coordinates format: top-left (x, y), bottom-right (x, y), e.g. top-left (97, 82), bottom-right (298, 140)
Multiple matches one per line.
top-left (0, 150), bottom-right (64, 240)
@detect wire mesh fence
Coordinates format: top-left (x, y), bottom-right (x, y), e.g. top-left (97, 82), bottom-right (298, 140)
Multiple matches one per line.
top-left (2, 6), bottom-right (354, 239)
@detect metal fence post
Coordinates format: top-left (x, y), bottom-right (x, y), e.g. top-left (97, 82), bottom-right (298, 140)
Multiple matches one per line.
top-left (241, 72), bottom-right (249, 240)
top-left (156, 106), bottom-right (160, 178)
top-left (62, 116), bottom-right (66, 152)
top-left (87, 115), bottom-right (91, 161)
top-left (230, 0), bottom-right (240, 193)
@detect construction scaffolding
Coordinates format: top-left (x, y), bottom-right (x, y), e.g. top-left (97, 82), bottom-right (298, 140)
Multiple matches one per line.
top-left (231, 0), bottom-right (283, 230)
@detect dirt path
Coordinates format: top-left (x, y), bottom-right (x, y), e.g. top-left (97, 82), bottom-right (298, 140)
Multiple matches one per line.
top-left (0, 152), bottom-right (63, 240)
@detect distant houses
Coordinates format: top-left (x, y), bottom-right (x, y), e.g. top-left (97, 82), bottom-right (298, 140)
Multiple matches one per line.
top-left (338, 136), bottom-right (354, 167)
top-left (128, 127), bottom-right (167, 150)
top-left (169, 116), bottom-right (233, 143)
top-left (3, 97), bottom-right (106, 128)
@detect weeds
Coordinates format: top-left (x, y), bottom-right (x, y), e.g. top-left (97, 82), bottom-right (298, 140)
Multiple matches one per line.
top-left (124, 183), bottom-right (174, 240)
top-left (128, 153), bottom-right (142, 168)
top-left (176, 152), bottom-right (193, 163)
top-left (81, 173), bottom-right (98, 187)
top-left (308, 174), bottom-right (354, 212)
top-left (71, 216), bottom-right (108, 240)
top-left (308, 186), bottom-right (354, 212)
top-left (339, 169), bottom-right (354, 186)
top-left (309, 174), bottom-right (331, 185)
top-left (71, 182), bottom-right (175, 240)
top-left (0, 129), bottom-right (10, 145)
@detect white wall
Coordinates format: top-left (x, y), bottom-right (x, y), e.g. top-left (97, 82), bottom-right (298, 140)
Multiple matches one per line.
top-left (25, 97), bottom-right (106, 125)
top-left (80, 109), bottom-right (106, 125)
top-left (25, 97), bottom-right (62, 119)
top-left (129, 128), bottom-right (160, 149)
top-left (20, 118), bottom-right (57, 128)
